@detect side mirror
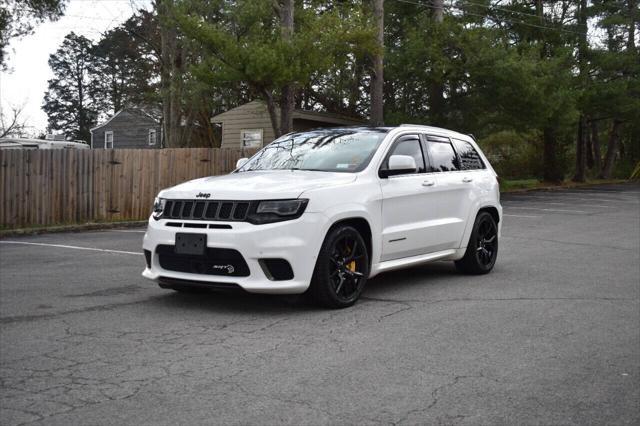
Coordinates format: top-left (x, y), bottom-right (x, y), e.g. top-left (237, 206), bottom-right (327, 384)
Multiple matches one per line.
top-left (235, 158), bottom-right (249, 169)
top-left (380, 155), bottom-right (417, 178)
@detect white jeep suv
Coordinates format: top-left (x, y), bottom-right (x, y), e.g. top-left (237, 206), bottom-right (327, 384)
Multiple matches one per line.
top-left (143, 125), bottom-right (502, 308)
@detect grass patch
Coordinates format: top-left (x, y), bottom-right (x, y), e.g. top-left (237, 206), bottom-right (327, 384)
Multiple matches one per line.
top-left (500, 178), bottom-right (628, 192)
top-left (500, 179), bottom-right (540, 191)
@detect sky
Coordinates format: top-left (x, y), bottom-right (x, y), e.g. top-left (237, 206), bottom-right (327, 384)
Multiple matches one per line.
top-left (0, 0), bottom-right (152, 136)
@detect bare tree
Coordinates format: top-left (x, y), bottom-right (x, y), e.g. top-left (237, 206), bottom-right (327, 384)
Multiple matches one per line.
top-left (370, 0), bottom-right (384, 126)
top-left (0, 104), bottom-right (27, 138)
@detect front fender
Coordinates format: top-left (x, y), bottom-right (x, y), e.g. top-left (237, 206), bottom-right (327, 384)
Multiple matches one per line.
top-left (318, 204), bottom-right (382, 270)
top-left (302, 179), bottom-right (383, 267)
top-left (459, 200), bottom-right (503, 249)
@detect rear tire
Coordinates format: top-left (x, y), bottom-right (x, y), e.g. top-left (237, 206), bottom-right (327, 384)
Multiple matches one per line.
top-left (308, 225), bottom-right (369, 308)
top-left (455, 211), bottom-right (498, 275)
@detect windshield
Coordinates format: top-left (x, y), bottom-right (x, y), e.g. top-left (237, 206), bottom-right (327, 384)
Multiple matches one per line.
top-left (237, 128), bottom-right (388, 173)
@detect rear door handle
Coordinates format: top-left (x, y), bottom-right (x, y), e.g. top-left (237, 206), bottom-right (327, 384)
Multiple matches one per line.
top-left (462, 177), bottom-right (473, 183)
top-left (422, 180), bottom-right (435, 187)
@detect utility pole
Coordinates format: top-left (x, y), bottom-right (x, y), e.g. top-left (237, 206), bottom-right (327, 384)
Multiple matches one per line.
top-left (628, 0), bottom-right (636, 53)
top-left (433, 0), bottom-right (444, 23)
top-left (279, 0), bottom-right (295, 135)
top-left (429, 0), bottom-right (445, 125)
top-left (158, 0), bottom-right (173, 147)
top-left (370, 0), bottom-right (384, 126)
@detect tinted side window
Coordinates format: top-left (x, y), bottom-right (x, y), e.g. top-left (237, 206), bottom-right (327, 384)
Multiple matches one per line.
top-left (383, 135), bottom-right (426, 173)
top-left (452, 139), bottom-right (485, 170)
top-left (426, 139), bottom-right (459, 172)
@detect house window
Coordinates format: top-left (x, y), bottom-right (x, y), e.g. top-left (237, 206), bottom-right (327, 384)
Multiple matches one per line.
top-left (104, 131), bottom-right (114, 149)
top-left (241, 129), bottom-right (263, 148)
top-left (148, 129), bottom-right (157, 146)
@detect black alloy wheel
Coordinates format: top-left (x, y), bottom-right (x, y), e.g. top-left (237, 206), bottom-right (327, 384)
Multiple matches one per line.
top-left (330, 233), bottom-right (367, 300)
top-left (309, 225), bottom-right (369, 308)
top-left (455, 211), bottom-right (498, 274)
top-left (475, 215), bottom-right (498, 268)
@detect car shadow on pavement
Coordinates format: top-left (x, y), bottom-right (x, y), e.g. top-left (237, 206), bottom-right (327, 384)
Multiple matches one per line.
top-left (148, 290), bottom-right (311, 314)
top-left (364, 261), bottom-right (460, 296)
top-left (143, 261), bottom-right (461, 314)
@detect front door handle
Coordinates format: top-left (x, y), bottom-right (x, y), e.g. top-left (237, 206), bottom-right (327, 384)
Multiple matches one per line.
top-left (462, 177), bottom-right (473, 183)
top-left (422, 180), bottom-right (435, 187)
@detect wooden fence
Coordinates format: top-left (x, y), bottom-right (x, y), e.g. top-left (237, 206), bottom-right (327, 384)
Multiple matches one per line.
top-left (0, 148), bottom-right (257, 229)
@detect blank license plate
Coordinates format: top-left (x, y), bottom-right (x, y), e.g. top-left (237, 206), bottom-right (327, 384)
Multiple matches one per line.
top-left (175, 233), bottom-right (207, 255)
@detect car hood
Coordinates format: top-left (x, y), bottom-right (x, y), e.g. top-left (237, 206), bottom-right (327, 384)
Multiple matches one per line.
top-left (159, 170), bottom-right (357, 200)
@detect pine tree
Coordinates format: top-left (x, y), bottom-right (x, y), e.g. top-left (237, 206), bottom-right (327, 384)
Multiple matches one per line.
top-left (174, 0), bottom-right (374, 138)
top-left (42, 32), bottom-right (100, 142)
top-left (93, 20), bottom-right (159, 115)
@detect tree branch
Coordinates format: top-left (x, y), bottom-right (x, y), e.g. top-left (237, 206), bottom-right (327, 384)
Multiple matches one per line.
top-left (0, 104), bottom-right (27, 138)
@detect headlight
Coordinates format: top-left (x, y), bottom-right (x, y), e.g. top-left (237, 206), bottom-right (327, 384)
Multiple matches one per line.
top-left (152, 197), bottom-right (166, 220)
top-left (248, 199), bottom-right (308, 224)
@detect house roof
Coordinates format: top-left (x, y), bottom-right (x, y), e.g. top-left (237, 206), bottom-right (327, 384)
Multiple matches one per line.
top-left (210, 100), bottom-right (365, 126)
top-left (291, 109), bottom-right (366, 126)
top-left (90, 106), bottom-right (160, 132)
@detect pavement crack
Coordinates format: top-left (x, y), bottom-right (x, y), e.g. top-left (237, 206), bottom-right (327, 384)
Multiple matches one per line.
top-left (394, 373), bottom-right (497, 425)
top-left (377, 302), bottom-right (413, 321)
top-left (0, 297), bottom-right (160, 324)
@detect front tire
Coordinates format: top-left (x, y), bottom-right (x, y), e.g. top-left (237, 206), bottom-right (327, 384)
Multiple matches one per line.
top-left (455, 211), bottom-right (498, 274)
top-left (308, 225), bottom-right (369, 308)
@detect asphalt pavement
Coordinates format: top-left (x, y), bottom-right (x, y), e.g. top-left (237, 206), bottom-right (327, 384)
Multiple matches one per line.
top-left (1, 183), bottom-right (639, 425)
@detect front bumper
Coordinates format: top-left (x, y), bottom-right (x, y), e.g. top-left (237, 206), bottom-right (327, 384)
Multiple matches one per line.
top-left (142, 212), bottom-right (328, 294)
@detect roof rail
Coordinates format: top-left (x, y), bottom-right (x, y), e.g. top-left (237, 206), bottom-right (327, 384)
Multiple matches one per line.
top-left (467, 133), bottom-right (476, 141)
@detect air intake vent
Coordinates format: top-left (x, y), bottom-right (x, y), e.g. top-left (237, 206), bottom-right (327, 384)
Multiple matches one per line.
top-left (193, 201), bottom-right (206, 218)
top-left (204, 202), bottom-right (219, 219)
top-left (233, 203), bottom-right (249, 219)
top-left (259, 258), bottom-right (294, 281)
top-left (219, 203), bottom-right (233, 219)
top-left (156, 245), bottom-right (250, 277)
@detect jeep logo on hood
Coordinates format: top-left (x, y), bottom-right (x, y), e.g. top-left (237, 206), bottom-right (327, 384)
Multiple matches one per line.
top-left (196, 192), bottom-right (211, 198)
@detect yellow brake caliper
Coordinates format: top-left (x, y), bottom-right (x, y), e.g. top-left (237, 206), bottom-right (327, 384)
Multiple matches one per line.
top-left (345, 243), bottom-right (356, 272)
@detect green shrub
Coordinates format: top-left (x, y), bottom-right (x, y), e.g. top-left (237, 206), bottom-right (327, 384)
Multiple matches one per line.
top-left (478, 130), bottom-right (543, 179)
